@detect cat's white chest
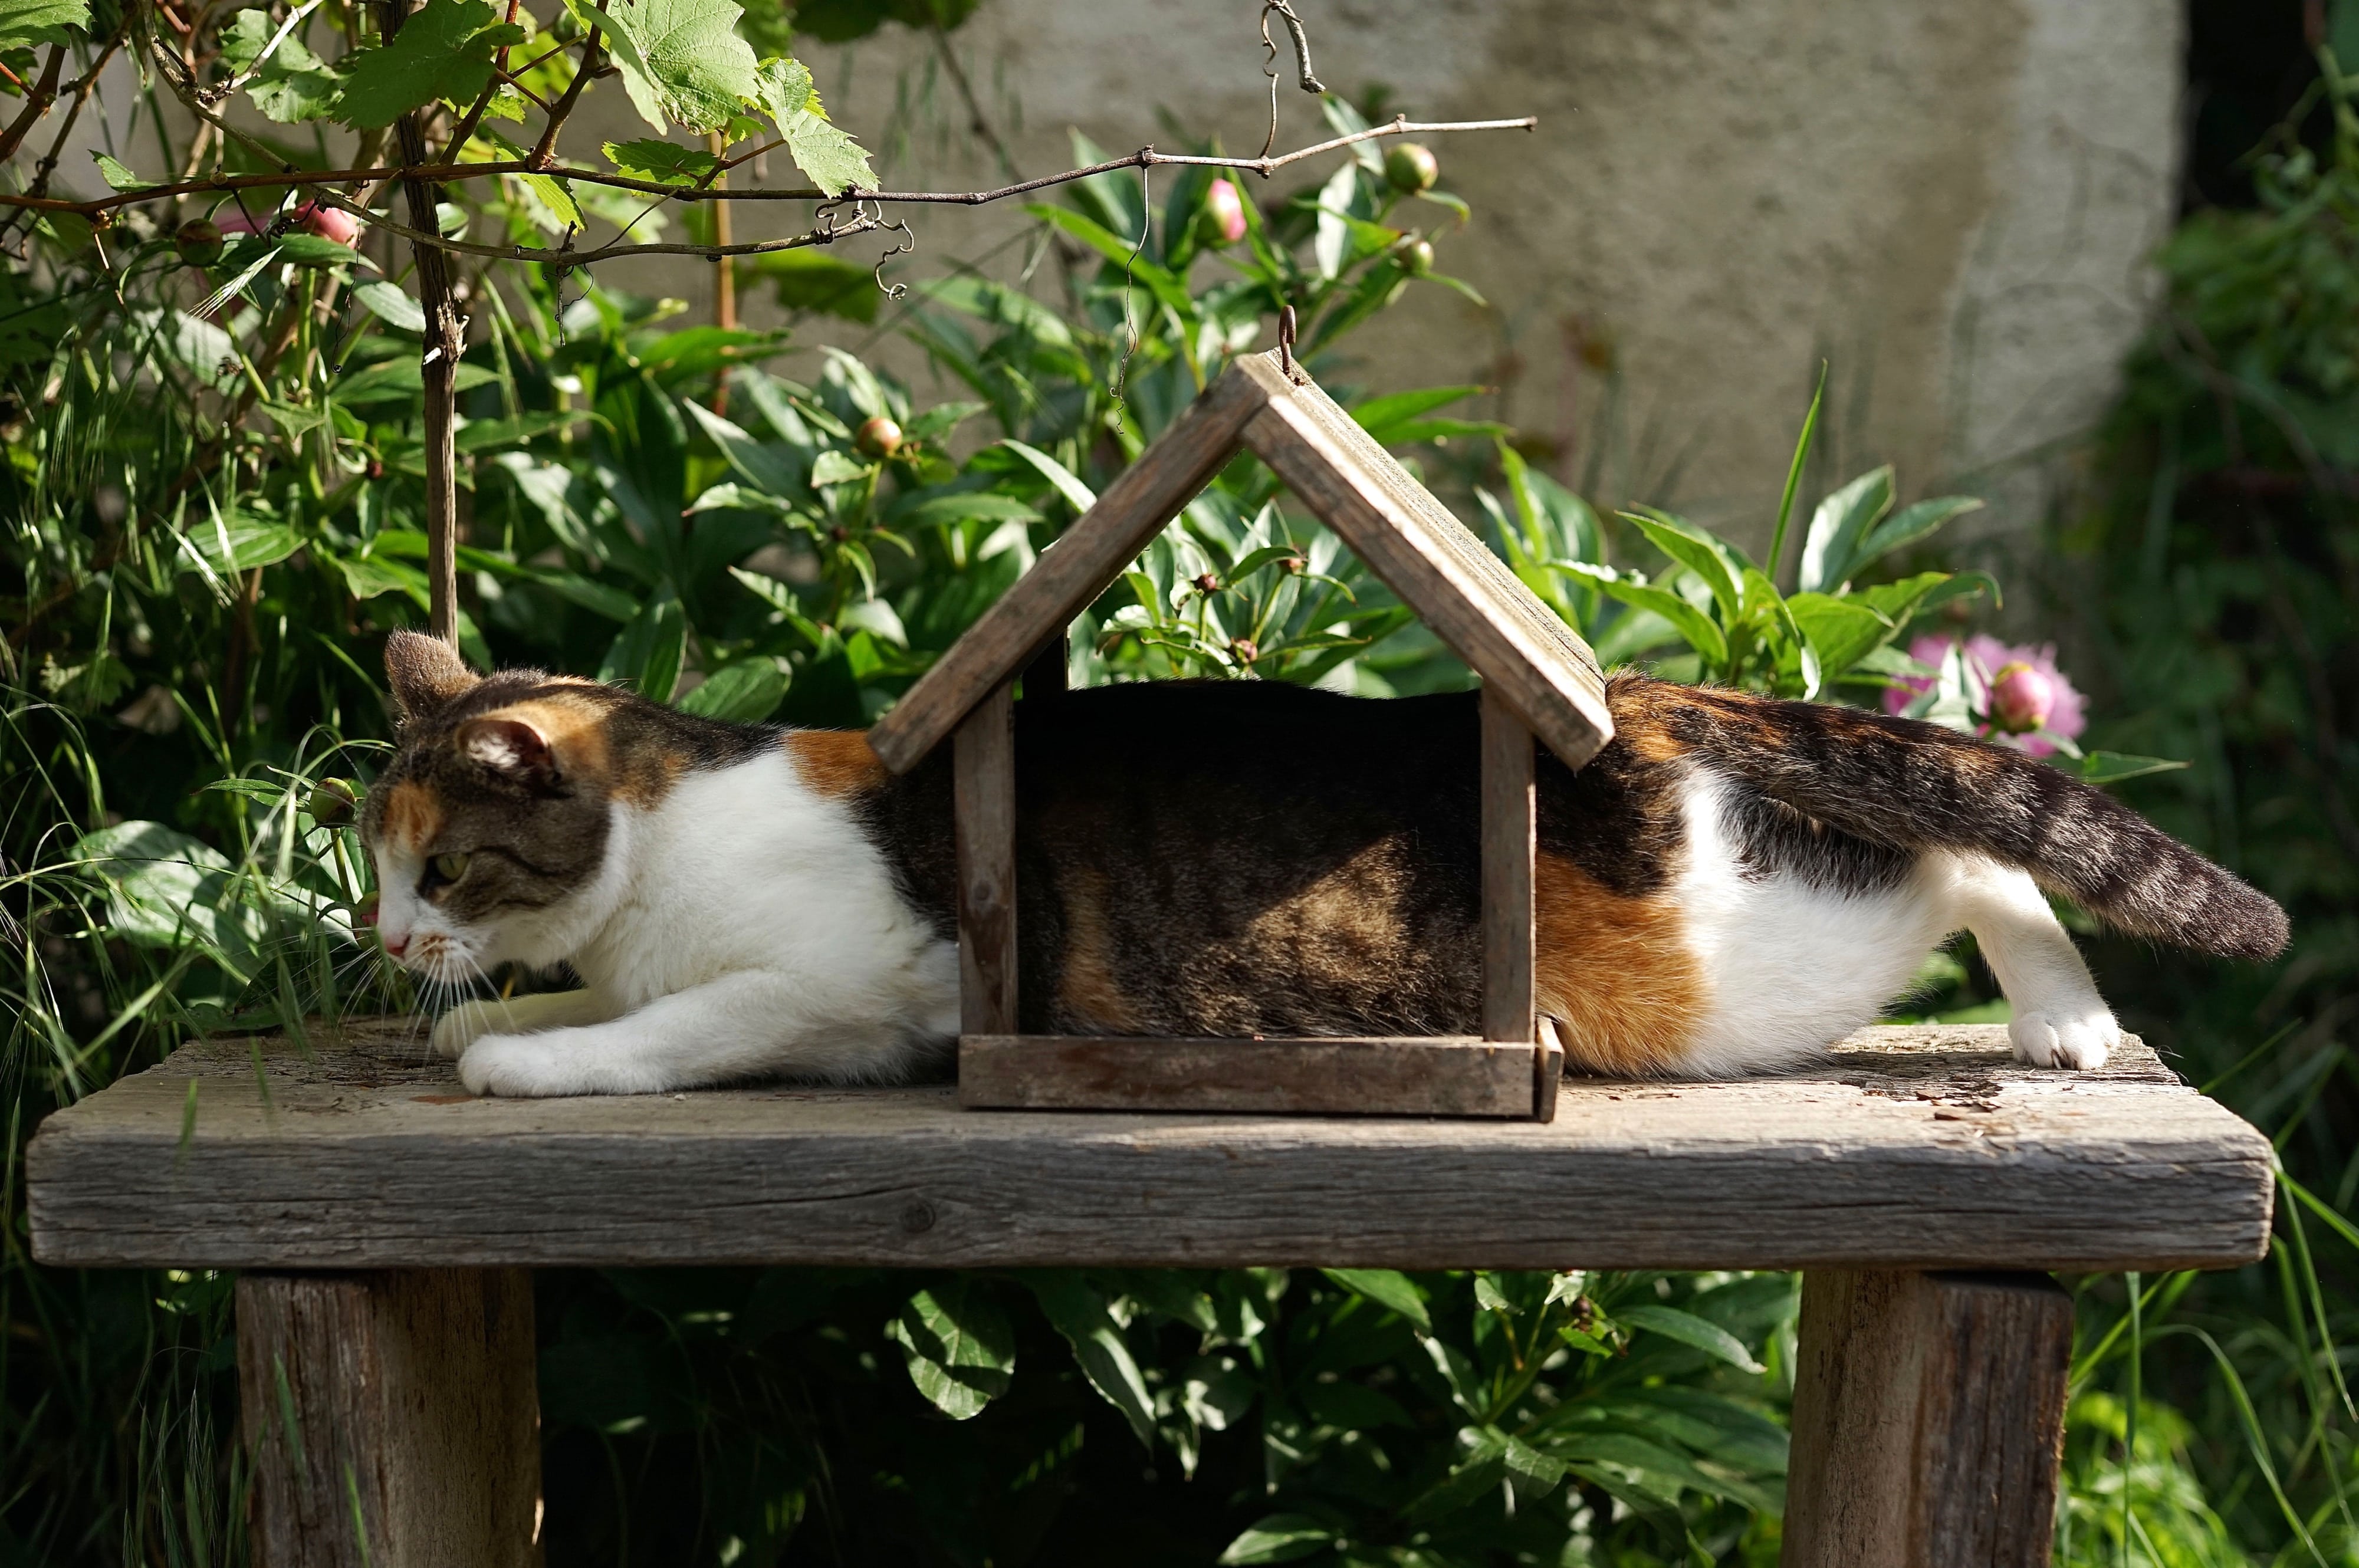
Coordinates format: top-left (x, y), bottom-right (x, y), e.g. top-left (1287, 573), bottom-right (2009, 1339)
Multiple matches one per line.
top-left (574, 754), bottom-right (955, 1025)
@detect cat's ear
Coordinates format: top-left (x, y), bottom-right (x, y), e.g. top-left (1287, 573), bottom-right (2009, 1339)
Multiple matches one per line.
top-left (457, 715), bottom-right (557, 787)
top-left (384, 630), bottom-right (480, 724)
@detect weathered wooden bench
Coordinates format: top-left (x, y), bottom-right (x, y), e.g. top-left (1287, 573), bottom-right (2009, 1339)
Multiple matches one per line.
top-left (28, 1020), bottom-right (2269, 1566)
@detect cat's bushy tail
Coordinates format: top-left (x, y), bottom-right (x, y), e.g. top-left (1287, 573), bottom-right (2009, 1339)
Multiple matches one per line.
top-left (1629, 677), bottom-right (2290, 960)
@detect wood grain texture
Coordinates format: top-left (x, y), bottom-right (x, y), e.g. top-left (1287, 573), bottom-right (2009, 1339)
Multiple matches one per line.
top-left (866, 364), bottom-right (1269, 773)
top-left (1481, 686), bottom-right (1537, 1050)
top-left (239, 1268), bottom-right (538, 1568)
top-left (960, 1035), bottom-right (1542, 1117)
top-left (29, 1023), bottom-right (2271, 1272)
top-left (955, 681), bottom-right (1018, 1035)
top-left (1235, 354), bottom-right (1613, 769)
top-left (1783, 1270), bottom-right (2072, 1568)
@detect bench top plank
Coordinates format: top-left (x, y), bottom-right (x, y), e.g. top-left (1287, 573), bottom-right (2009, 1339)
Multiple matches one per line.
top-left (28, 1022), bottom-right (2271, 1273)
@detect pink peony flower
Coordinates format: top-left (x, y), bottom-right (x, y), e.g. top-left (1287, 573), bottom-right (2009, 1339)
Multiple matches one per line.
top-left (1884, 633), bottom-right (2085, 755)
top-left (1202, 178), bottom-right (1247, 246)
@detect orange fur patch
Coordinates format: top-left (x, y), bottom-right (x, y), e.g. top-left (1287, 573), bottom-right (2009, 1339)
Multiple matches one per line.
top-left (485, 696), bottom-right (616, 783)
top-left (381, 780), bottom-right (443, 854)
top-left (1057, 869), bottom-right (1142, 1031)
top-left (1534, 852), bottom-right (1704, 1076)
top-left (786, 730), bottom-right (888, 798)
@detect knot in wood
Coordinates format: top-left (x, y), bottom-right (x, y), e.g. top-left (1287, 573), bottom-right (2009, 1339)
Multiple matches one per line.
top-left (898, 1199), bottom-right (937, 1235)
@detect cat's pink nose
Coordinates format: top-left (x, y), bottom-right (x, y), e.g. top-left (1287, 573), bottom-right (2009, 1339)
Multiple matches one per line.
top-left (380, 930), bottom-right (410, 958)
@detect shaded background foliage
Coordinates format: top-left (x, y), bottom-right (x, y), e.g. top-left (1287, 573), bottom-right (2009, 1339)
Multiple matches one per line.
top-left (4, 1), bottom-right (2358, 1565)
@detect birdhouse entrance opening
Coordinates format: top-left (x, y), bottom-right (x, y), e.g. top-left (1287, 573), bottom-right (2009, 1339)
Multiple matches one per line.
top-left (862, 350), bottom-right (1616, 1121)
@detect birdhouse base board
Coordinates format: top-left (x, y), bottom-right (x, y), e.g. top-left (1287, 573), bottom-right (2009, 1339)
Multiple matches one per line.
top-left (958, 1034), bottom-right (1562, 1120)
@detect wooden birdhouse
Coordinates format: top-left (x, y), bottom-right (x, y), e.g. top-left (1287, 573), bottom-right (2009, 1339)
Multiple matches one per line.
top-left (866, 347), bottom-right (1615, 1121)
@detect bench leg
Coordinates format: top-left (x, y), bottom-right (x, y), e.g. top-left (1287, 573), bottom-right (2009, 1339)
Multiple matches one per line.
top-left (238, 1268), bottom-right (541, 1567)
top-left (1781, 1270), bottom-right (2072, 1568)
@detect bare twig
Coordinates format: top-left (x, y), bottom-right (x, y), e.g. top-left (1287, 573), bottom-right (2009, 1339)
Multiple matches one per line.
top-left (0, 114), bottom-right (1536, 228)
top-left (384, 0), bottom-right (464, 644)
top-left (0, 48), bottom-right (64, 164)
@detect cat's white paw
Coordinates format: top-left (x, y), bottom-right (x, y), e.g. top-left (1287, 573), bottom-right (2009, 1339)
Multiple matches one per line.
top-left (432, 1000), bottom-right (501, 1060)
top-left (2009, 1006), bottom-right (2119, 1071)
top-left (459, 1034), bottom-right (580, 1097)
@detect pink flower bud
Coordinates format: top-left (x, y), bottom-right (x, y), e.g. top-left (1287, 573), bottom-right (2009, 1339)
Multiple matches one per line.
top-left (297, 201), bottom-right (362, 246)
top-left (1202, 178), bottom-right (1247, 246)
top-left (1986, 661), bottom-right (2055, 734)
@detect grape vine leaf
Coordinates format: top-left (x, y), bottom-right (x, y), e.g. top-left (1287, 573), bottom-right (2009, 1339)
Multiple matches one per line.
top-left (566, 0), bottom-right (761, 133)
top-left (219, 9), bottom-right (341, 123)
top-left (335, 0), bottom-right (523, 131)
top-left (0, 0), bottom-right (87, 48)
top-left (756, 58), bottom-right (873, 196)
top-left (488, 130), bottom-right (582, 232)
top-left (603, 137), bottom-right (722, 186)
top-left (90, 152), bottom-right (149, 192)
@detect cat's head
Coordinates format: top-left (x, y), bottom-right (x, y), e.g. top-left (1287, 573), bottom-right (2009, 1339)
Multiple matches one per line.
top-left (359, 632), bottom-right (632, 985)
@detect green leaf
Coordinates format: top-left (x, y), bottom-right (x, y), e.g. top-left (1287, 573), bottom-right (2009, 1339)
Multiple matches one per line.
top-left (182, 515), bottom-right (302, 574)
top-left (1796, 465), bottom-right (1895, 593)
top-left (1504, 1433), bottom-right (1569, 1498)
top-left (881, 1281), bottom-right (1016, 1421)
top-left (599, 596), bottom-right (686, 702)
top-left (71, 821), bottom-right (275, 979)
top-left (0, 0), bottom-right (86, 48)
top-left (1622, 507), bottom-right (1742, 623)
top-left (276, 234), bottom-right (359, 268)
top-left (351, 279), bottom-right (425, 333)
top-left (1025, 205), bottom-right (1191, 316)
top-left (2075, 751), bottom-right (2192, 785)
top-left (334, 553), bottom-right (428, 604)
top-left (756, 57), bottom-right (875, 195)
top-left (1786, 593), bottom-right (1894, 680)
top-left (1580, 573), bottom-right (1727, 666)
top-left (602, 137), bottom-right (724, 186)
top-left (1766, 362), bottom-right (1826, 586)
top-left (336, 0), bottom-right (519, 130)
top-left (1319, 1268), bottom-right (1431, 1332)
top-left (334, 357), bottom-right (498, 405)
top-left (1617, 1304), bottom-right (1766, 1373)
top-left (809, 448), bottom-right (872, 487)
top-left (91, 152), bottom-right (148, 192)
top-left (997, 438), bottom-right (1096, 514)
top-left (569, 0), bottom-right (761, 132)
top-left (454, 409), bottom-right (598, 453)
top-left (1218, 1515), bottom-right (1333, 1565)
top-left (754, 247), bottom-right (878, 321)
top-left (1026, 1273), bottom-right (1156, 1446)
top-left (1854, 494), bottom-right (1983, 573)
top-left (221, 9), bottom-right (340, 121)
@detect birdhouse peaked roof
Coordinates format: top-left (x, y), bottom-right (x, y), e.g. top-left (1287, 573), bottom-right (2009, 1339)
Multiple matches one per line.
top-left (865, 349), bottom-right (1615, 774)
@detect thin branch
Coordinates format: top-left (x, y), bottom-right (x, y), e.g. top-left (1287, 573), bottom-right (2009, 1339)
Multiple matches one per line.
top-left (0, 48), bottom-right (64, 164)
top-left (0, 113), bottom-right (1536, 217)
top-left (931, 25), bottom-right (1019, 182)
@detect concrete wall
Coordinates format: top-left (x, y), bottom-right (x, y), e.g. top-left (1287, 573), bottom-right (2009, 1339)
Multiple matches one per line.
top-left (768, 0), bottom-right (2184, 549)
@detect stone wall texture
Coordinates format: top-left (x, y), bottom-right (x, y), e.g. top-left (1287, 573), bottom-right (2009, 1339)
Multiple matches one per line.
top-left (768, 0), bottom-right (2185, 549)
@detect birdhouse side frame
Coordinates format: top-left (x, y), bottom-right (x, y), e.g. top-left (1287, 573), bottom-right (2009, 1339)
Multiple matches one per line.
top-left (866, 351), bottom-right (1613, 1122)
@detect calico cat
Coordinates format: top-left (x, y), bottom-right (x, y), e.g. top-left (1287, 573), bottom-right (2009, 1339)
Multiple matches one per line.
top-left (361, 630), bottom-right (2288, 1097)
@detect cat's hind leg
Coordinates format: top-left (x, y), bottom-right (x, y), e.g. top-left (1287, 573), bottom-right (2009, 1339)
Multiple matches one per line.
top-left (1941, 855), bottom-right (2120, 1070)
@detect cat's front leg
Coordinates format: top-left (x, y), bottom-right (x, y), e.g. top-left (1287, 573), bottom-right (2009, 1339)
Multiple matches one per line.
top-left (431, 987), bottom-right (618, 1059)
top-left (456, 970), bottom-right (931, 1097)
top-left (1947, 857), bottom-right (2120, 1070)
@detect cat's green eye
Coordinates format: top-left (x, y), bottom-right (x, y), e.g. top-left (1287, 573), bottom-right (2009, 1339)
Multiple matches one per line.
top-left (430, 852), bottom-right (470, 884)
